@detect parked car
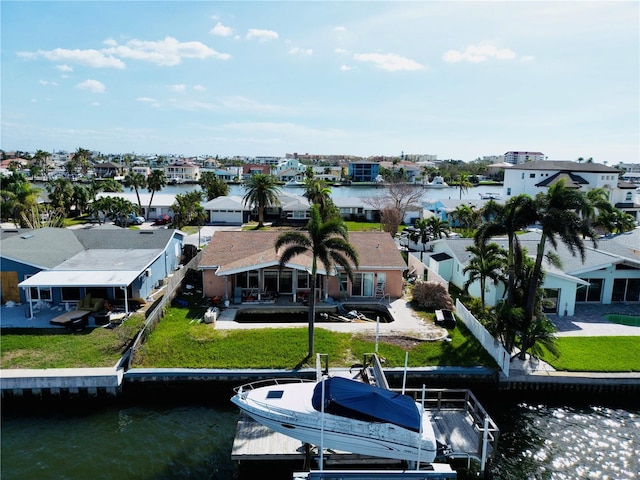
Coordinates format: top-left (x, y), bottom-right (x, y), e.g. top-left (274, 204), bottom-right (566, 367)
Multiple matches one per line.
top-left (153, 214), bottom-right (172, 225)
top-left (117, 213), bottom-right (145, 226)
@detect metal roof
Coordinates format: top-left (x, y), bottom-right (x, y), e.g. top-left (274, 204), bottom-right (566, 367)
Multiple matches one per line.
top-left (19, 270), bottom-right (140, 288)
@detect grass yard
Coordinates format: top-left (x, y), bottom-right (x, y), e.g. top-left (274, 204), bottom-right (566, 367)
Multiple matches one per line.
top-left (540, 336), bottom-right (640, 372)
top-left (0, 315), bottom-right (144, 369)
top-left (132, 306), bottom-right (497, 370)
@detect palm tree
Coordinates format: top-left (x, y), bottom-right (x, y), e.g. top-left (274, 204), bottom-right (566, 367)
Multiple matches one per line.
top-left (304, 178), bottom-right (336, 221)
top-left (111, 196), bottom-right (138, 227)
top-left (198, 171), bottom-right (228, 201)
top-left (477, 194), bottom-right (537, 305)
top-left (242, 173), bottom-right (281, 228)
top-left (524, 180), bottom-right (596, 329)
top-left (46, 178), bottom-right (74, 216)
top-left (172, 191), bottom-right (204, 229)
top-left (457, 172), bottom-right (473, 199)
top-left (426, 216), bottom-right (450, 240)
top-left (123, 172), bottom-right (147, 215)
top-left (275, 205), bottom-right (359, 357)
top-left (32, 150), bottom-right (50, 179)
top-left (408, 218), bottom-right (431, 251)
top-left (147, 169), bottom-right (168, 214)
top-left (74, 147), bottom-right (92, 175)
top-left (463, 240), bottom-right (507, 308)
top-left (0, 172), bottom-right (40, 227)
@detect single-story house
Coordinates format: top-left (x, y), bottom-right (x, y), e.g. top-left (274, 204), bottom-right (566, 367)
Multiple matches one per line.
top-left (1, 227), bottom-right (185, 315)
top-left (198, 230), bottom-right (405, 303)
top-left (423, 229), bottom-right (640, 316)
top-left (202, 195), bottom-right (251, 225)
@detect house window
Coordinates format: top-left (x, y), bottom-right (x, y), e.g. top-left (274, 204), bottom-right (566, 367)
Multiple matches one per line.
top-left (530, 173), bottom-right (535, 178)
top-left (236, 270), bottom-right (259, 289)
top-left (507, 187), bottom-right (511, 196)
top-left (543, 289), bottom-right (560, 313)
top-left (25, 274), bottom-right (52, 302)
top-left (575, 278), bottom-right (603, 302)
top-left (61, 287), bottom-right (81, 302)
top-left (351, 272), bottom-right (374, 297)
top-left (263, 270), bottom-right (279, 293)
top-left (625, 192), bottom-right (632, 201)
top-left (612, 278), bottom-right (640, 302)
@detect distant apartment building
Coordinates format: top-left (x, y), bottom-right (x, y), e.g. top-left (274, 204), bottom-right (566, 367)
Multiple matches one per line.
top-left (348, 160), bottom-right (380, 182)
top-left (254, 156), bottom-right (281, 166)
top-left (165, 161), bottom-right (200, 182)
top-left (504, 151), bottom-right (545, 165)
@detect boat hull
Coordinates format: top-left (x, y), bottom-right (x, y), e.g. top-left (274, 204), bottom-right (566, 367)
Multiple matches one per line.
top-left (231, 380), bottom-right (437, 463)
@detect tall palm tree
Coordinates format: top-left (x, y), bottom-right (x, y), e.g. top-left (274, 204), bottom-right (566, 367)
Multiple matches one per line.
top-left (147, 169), bottom-right (168, 214)
top-left (304, 178), bottom-right (335, 221)
top-left (463, 240), bottom-right (507, 308)
top-left (123, 172), bottom-right (147, 215)
top-left (275, 205), bottom-right (359, 357)
top-left (425, 216), bottom-right (450, 240)
top-left (457, 172), bottom-right (473, 199)
top-left (198, 171), bottom-right (228, 201)
top-left (46, 178), bottom-right (74, 216)
top-left (477, 194), bottom-right (537, 305)
top-left (74, 147), bottom-right (92, 175)
top-left (242, 173), bottom-right (281, 228)
top-left (524, 180), bottom-right (595, 327)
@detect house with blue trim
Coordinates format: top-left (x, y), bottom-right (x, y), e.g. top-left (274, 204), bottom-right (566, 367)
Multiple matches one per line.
top-left (1, 227), bottom-right (184, 315)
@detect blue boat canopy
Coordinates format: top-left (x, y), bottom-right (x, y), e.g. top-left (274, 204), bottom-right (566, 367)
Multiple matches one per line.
top-left (311, 376), bottom-right (421, 432)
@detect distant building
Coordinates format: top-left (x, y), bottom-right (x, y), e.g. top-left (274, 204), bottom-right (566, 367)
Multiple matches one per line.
top-left (348, 160), bottom-right (380, 182)
top-left (504, 151), bottom-right (545, 165)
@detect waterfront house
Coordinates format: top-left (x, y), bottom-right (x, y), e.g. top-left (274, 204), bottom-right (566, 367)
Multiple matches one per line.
top-left (165, 161), bottom-right (200, 183)
top-left (201, 195), bottom-right (250, 225)
top-left (348, 160), bottom-right (380, 183)
top-left (503, 160), bottom-right (640, 221)
top-left (93, 161), bottom-right (124, 179)
top-left (96, 192), bottom-right (176, 221)
top-left (1, 227), bottom-right (184, 316)
top-left (198, 230), bottom-right (405, 304)
top-left (423, 229), bottom-right (640, 316)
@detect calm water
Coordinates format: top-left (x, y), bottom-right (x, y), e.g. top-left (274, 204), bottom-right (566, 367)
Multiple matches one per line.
top-left (2, 391), bottom-right (638, 480)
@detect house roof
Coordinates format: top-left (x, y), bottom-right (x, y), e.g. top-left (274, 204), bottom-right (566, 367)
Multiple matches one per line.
top-left (509, 160), bottom-right (619, 173)
top-left (199, 230), bottom-right (405, 275)
top-left (535, 172), bottom-right (587, 188)
top-left (202, 195), bottom-right (248, 210)
top-left (0, 228), bottom-right (85, 268)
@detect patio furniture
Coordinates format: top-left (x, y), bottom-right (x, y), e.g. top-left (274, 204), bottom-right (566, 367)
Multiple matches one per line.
top-left (50, 310), bottom-right (91, 328)
top-left (77, 294), bottom-right (104, 313)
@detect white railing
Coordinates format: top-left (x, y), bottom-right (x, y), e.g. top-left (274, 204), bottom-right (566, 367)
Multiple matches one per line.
top-left (455, 298), bottom-right (510, 376)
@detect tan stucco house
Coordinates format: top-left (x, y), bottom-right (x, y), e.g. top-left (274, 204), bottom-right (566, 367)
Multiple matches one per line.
top-left (199, 231), bottom-right (406, 304)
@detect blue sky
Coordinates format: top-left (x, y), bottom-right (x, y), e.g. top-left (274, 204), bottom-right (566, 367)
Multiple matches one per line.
top-left (2, 1), bottom-right (638, 162)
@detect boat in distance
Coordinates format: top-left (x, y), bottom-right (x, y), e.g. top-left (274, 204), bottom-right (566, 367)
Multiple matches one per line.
top-left (423, 176), bottom-right (448, 188)
top-left (230, 376), bottom-right (438, 463)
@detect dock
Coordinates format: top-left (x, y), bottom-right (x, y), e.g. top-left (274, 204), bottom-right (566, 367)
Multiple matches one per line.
top-left (230, 354), bottom-right (499, 476)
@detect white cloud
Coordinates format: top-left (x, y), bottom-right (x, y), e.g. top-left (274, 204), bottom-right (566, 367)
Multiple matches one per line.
top-left (170, 84), bottom-right (186, 93)
top-left (193, 85), bottom-right (206, 92)
top-left (246, 29), bottom-right (279, 42)
top-left (91, 102), bottom-right (100, 107)
top-left (18, 48), bottom-right (125, 69)
top-left (340, 65), bottom-right (352, 71)
top-left (137, 97), bottom-right (157, 103)
top-left (334, 26), bottom-right (347, 32)
top-left (289, 47), bottom-right (312, 56)
top-left (353, 52), bottom-right (425, 72)
top-left (39, 80), bottom-right (59, 86)
top-left (76, 79), bottom-right (106, 93)
top-left (442, 44), bottom-right (517, 63)
top-left (211, 22), bottom-right (233, 37)
top-left (56, 64), bottom-right (73, 72)
top-left (103, 36), bottom-right (230, 66)
top-left (218, 95), bottom-right (292, 114)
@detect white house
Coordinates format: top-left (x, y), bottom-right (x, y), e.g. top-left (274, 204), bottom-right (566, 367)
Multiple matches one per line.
top-left (424, 229), bottom-right (640, 316)
top-left (503, 160), bottom-right (640, 221)
top-left (202, 195), bottom-right (250, 225)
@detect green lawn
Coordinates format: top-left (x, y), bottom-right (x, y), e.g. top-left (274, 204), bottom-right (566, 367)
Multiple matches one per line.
top-left (2, 307), bottom-right (638, 372)
top-left (132, 306), bottom-right (496, 370)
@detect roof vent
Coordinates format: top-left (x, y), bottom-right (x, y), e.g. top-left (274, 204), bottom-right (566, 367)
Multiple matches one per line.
top-left (20, 234), bottom-right (34, 239)
top-left (140, 231), bottom-right (154, 234)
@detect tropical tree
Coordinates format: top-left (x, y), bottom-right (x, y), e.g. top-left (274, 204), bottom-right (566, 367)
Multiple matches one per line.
top-left (46, 178), bottom-right (74, 216)
top-left (477, 194), bottom-right (537, 305)
top-left (595, 208), bottom-right (636, 235)
top-left (524, 180), bottom-right (596, 333)
top-left (463, 240), bottom-right (507, 308)
top-left (123, 172), bottom-right (147, 215)
top-left (32, 150), bottom-right (50, 179)
top-left (74, 147), bottom-right (92, 175)
top-left (111, 196), bottom-right (138, 227)
top-left (408, 218), bottom-right (431, 251)
top-left (457, 172), bottom-right (473, 199)
top-left (147, 169), bottom-right (168, 214)
top-left (0, 173), bottom-right (40, 226)
top-left (275, 204), bottom-right (359, 357)
top-left (71, 184), bottom-right (90, 216)
top-left (172, 191), bottom-right (204, 229)
top-left (199, 171), bottom-right (228, 201)
top-left (242, 173), bottom-right (281, 228)
top-left (425, 216), bottom-right (450, 240)
top-left (304, 178), bottom-right (337, 221)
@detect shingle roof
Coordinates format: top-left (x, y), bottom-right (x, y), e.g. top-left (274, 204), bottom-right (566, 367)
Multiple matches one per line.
top-left (199, 230), bottom-right (405, 274)
top-left (509, 160), bottom-right (619, 173)
top-left (535, 172), bottom-right (587, 188)
top-left (0, 228), bottom-right (85, 268)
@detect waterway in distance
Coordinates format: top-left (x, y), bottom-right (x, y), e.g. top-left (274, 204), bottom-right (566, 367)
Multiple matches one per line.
top-left (2, 389), bottom-right (638, 479)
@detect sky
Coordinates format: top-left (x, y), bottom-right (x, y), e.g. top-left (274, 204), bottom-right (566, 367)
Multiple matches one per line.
top-left (1, 1), bottom-right (638, 163)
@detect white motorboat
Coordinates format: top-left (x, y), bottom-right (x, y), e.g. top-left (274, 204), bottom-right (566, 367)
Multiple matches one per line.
top-left (424, 176), bottom-right (448, 188)
top-left (230, 376), bottom-right (438, 463)
top-left (479, 192), bottom-right (501, 200)
top-left (285, 179), bottom-right (306, 187)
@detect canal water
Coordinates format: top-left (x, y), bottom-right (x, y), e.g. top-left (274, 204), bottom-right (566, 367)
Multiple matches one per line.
top-left (2, 390), bottom-right (638, 479)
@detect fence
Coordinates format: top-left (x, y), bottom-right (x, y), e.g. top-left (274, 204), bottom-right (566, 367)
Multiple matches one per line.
top-left (455, 298), bottom-right (510, 376)
top-left (126, 250), bottom-right (204, 369)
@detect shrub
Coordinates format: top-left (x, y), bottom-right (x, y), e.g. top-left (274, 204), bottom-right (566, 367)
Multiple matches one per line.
top-left (412, 280), bottom-right (454, 310)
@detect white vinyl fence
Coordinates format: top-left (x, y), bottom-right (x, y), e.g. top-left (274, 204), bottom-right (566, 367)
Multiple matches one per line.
top-left (456, 298), bottom-right (510, 376)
